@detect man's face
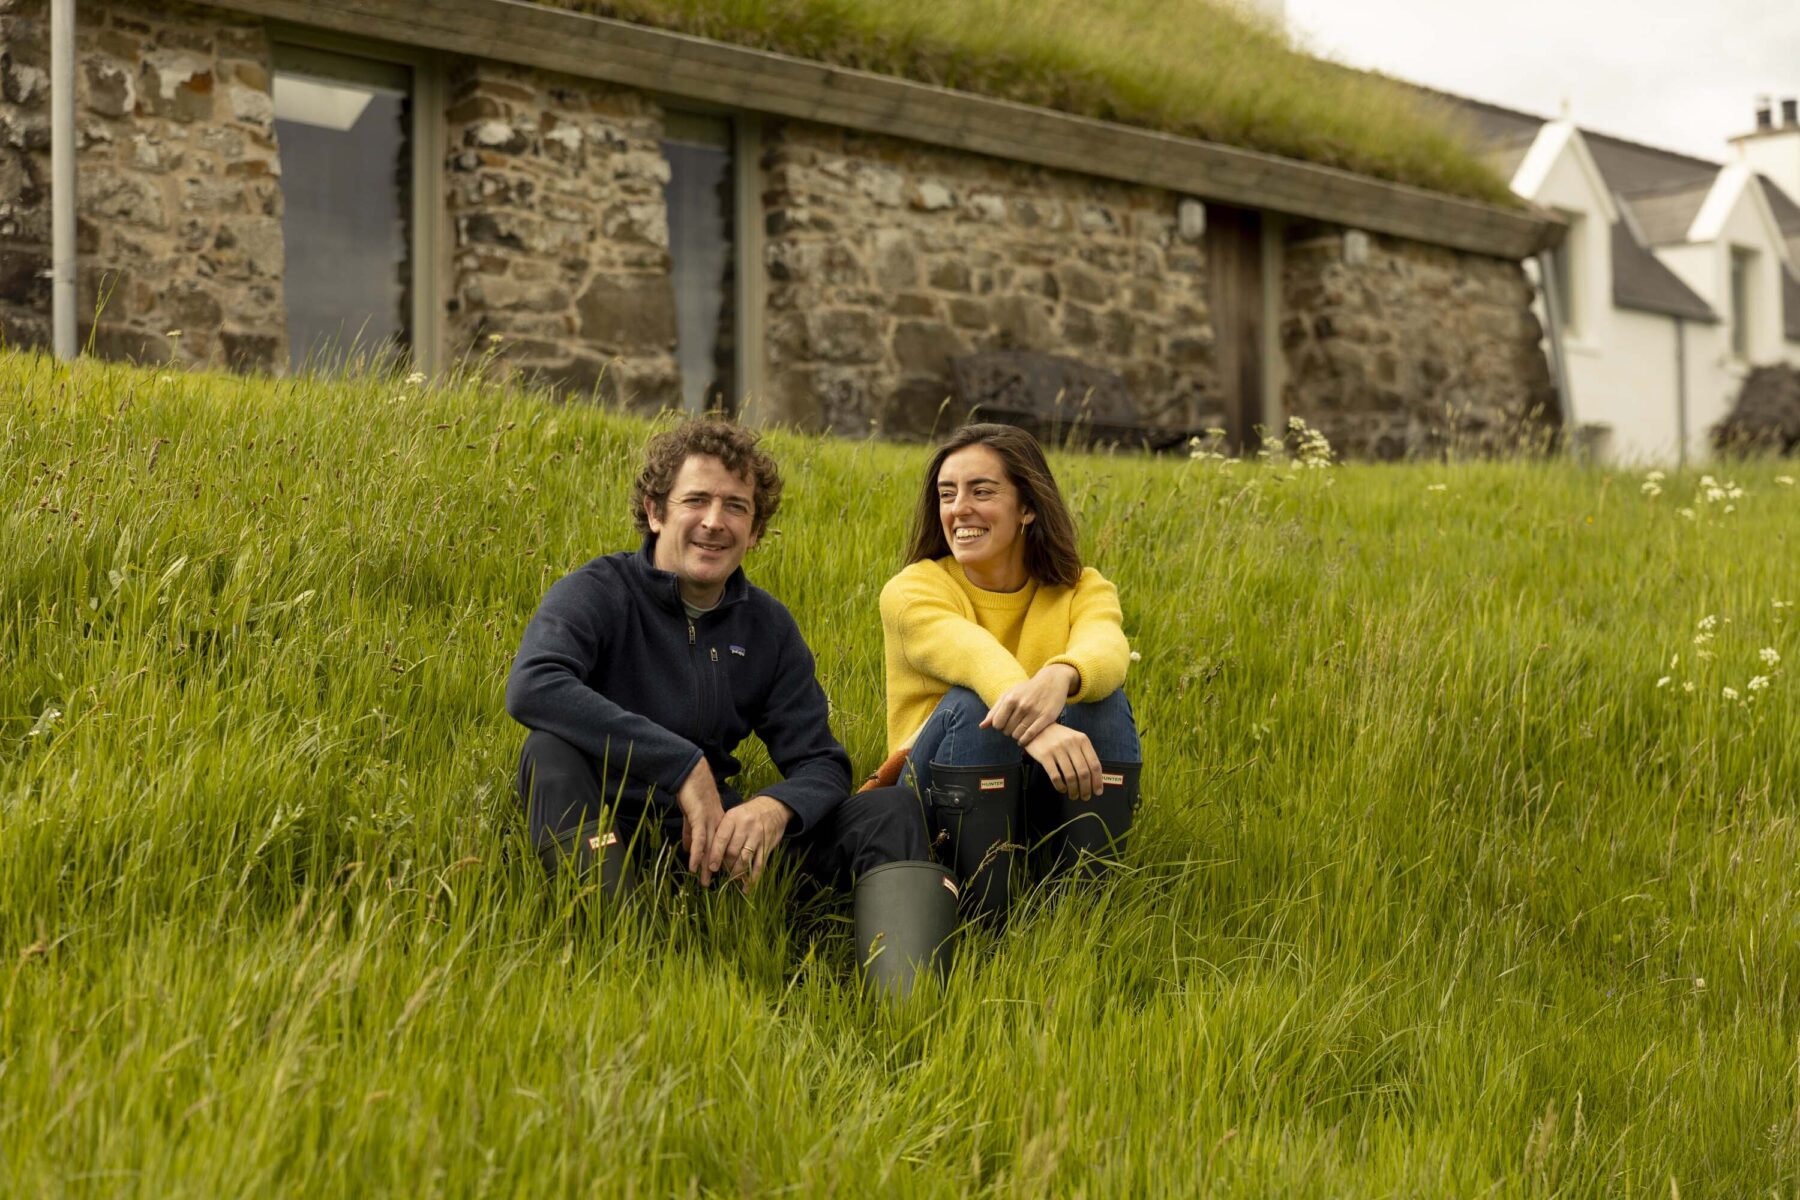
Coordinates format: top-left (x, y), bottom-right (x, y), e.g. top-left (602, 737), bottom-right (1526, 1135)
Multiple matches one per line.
top-left (646, 454), bottom-right (759, 607)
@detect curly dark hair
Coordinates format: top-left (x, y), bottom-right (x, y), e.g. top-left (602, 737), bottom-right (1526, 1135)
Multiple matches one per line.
top-left (630, 416), bottom-right (783, 538)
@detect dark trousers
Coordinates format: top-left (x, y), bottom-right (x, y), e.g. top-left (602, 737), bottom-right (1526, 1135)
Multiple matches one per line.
top-left (516, 730), bottom-right (929, 890)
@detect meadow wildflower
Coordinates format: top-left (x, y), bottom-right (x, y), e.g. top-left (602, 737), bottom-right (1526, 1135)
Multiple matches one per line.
top-left (1683, 681), bottom-right (1696, 693)
top-left (1747, 676), bottom-right (1769, 692)
top-left (1722, 686), bottom-right (1740, 701)
top-left (1760, 647), bottom-right (1781, 668)
top-left (1641, 481), bottom-right (1662, 497)
top-left (1677, 507), bottom-right (1696, 520)
top-left (1777, 476), bottom-right (1794, 487)
top-left (1426, 483), bottom-right (1448, 493)
top-left (405, 371), bottom-right (426, 386)
top-left (1655, 676), bottom-right (1671, 688)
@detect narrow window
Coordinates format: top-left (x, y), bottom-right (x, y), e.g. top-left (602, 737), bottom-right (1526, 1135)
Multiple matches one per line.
top-left (1550, 210), bottom-right (1582, 340)
top-left (273, 46), bottom-right (413, 373)
top-left (1730, 246), bottom-right (1755, 360)
top-left (662, 113), bottom-right (737, 413)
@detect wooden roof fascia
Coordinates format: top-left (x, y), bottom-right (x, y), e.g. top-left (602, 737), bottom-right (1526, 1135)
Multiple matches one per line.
top-left (212, 0), bottom-right (1563, 259)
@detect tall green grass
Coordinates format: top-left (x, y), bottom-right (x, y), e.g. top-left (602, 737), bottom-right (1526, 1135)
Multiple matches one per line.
top-left (539, 0), bottom-right (1514, 205)
top-left (3, 349), bottom-right (1798, 1195)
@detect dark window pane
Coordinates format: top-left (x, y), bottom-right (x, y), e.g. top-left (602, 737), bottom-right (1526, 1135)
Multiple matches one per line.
top-left (663, 129), bottom-right (735, 413)
top-left (274, 61), bottom-right (412, 373)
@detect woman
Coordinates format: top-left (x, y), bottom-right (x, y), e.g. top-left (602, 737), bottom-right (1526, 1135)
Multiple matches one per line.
top-left (877, 423), bottom-right (1141, 920)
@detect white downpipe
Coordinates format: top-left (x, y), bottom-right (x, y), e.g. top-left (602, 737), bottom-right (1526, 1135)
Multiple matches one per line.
top-left (50, 0), bottom-right (77, 359)
top-left (1535, 249), bottom-right (1576, 453)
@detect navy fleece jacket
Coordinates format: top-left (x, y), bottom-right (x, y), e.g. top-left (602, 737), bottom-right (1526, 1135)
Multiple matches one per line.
top-left (504, 538), bottom-right (851, 833)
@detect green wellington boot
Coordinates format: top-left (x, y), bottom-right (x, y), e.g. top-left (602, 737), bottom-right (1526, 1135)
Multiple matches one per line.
top-left (929, 761), bottom-right (1024, 922)
top-left (853, 860), bottom-right (959, 999)
top-left (1034, 762), bottom-right (1140, 881)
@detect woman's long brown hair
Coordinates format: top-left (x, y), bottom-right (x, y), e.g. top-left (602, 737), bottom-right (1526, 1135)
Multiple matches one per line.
top-left (903, 423), bottom-right (1083, 588)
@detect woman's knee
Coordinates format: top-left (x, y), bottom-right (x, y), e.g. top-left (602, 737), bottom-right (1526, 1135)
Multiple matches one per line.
top-left (1058, 690), bottom-right (1141, 763)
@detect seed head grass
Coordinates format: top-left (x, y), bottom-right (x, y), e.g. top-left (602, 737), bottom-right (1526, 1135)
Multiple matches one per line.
top-left (2, 349), bottom-right (1798, 1194)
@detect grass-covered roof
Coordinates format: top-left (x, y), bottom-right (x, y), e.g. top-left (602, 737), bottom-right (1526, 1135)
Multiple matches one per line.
top-left (536, 0), bottom-right (1515, 205)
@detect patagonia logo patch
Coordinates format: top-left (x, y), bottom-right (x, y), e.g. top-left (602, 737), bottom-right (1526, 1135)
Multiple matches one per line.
top-left (942, 876), bottom-right (959, 898)
top-left (979, 776), bottom-right (1007, 791)
top-left (729, 645), bottom-right (746, 657)
top-left (587, 831), bottom-right (619, 851)
top-left (1101, 773), bottom-right (1125, 787)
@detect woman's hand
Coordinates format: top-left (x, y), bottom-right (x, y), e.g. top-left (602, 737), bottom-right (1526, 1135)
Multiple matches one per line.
top-left (981, 664), bottom-right (1079, 747)
top-left (1023, 725), bottom-right (1103, 801)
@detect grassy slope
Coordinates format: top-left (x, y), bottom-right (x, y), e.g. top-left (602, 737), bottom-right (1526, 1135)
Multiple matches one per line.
top-left (2, 350), bottom-right (1798, 1195)
top-left (535, 0), bottom-right (1514, 206)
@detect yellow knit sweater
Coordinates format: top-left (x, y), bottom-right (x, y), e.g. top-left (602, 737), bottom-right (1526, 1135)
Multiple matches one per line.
top-left (878, 557), bottom-right (1131, 754)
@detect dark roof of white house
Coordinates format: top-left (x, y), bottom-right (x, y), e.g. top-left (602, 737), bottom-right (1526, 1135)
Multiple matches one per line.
top-left (1428, 92), bottom-right (1726, 324)
top-left (1753, 177), bottom-right (1800, 342)
top-left (1623, 177), bottom-right (1718, 247)
top-left (1611, 222), bottom-right (1717, 322)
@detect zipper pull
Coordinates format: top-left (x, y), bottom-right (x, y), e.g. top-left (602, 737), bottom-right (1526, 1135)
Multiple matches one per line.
top-left (710, 647), bottom-right (718, 662)
top-left (687, 620), bottom-right (696, 646)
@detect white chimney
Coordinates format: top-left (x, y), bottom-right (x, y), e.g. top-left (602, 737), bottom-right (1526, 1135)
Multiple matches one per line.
top-left (1732, 95), bottom-right (1800, 206)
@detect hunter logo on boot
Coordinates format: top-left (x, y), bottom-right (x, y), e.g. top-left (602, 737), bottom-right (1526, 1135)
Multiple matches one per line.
top-left (1102, 773), bottom-right (1125, 786)
top-left (979, 776), bottom-right (1007, 790)
top-left (587, 831), bottom-right (619, 851)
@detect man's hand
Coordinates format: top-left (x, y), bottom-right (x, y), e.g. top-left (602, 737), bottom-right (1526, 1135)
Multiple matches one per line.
top-left (706, 795), bottom-right (792, 891)
top-left (1023, 725), bottom-right (1103, 801)
top-left (675, 760), bottom-right (727, 884)
top-left (981, 664), bottom-right (1079, 746)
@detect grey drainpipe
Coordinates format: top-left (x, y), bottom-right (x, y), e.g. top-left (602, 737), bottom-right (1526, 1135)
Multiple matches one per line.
top-left (1674, 317), bottom-right (1689, 468)
top-left (1535, 249), bottom-right (1576, 453)
top-left (51, 0), bottom-right (77, 360)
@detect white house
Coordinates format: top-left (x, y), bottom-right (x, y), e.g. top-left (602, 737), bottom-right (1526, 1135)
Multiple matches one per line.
top-left (1448, 94), bottom-right (1800, 465)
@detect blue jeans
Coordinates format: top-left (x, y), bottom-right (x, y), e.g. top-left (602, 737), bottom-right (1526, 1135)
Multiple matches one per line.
top-left (901, 686), bottom-right (1142, 798)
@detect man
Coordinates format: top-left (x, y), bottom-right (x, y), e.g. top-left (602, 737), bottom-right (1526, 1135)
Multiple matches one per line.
top-left (506, 416), bottom-right (954, 995)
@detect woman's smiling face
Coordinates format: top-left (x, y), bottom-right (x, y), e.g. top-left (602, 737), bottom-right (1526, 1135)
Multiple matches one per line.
top-left (937, 443), bottom-right (1034, 591)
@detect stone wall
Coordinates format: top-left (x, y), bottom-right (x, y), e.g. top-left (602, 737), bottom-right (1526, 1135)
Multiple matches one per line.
top-left (1280, 223), bottom-right (1557, 459)
top-left (0, 0), bottom-right (284, 369)
top-left (761, 121), bottom-right (1221, 437)
top-left (444, 60), bottom-right (678, 410)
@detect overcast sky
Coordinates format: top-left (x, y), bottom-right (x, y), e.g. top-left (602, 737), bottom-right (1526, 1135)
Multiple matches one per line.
top-left (1283, 0), bottom-right (1800, 163)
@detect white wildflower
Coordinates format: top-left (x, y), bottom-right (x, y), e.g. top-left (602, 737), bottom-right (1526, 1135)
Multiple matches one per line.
top-left (1722, 686), bottom-right (1740, 701)
top-left (1777, 476), bottom-right (1794, 487)
top-left (1677, 507), bottom-right (1696, 520)
top-left (1682, 681), bottom-right (1696, 693)
top-left (1641, 481), bottom-right (1662, 497)
top-left (1697, 615), bottom-right (1718, 632)
top-left (1426, 483), bottom-right (1448, 493)
top-left (1747, 676), bottom-right (1770, 692)
top-left (1760, 647), bottom-right (1781, 667)
top-left (1669, 653), bottom-right (1680, 670)
top-left (1699, 475), bottom-right (1717, 488)
top-left (1645, 470), bottom-right (1666, 483)
top-left (1655, 676), bottom-right (1672, 688)
top-left (405, 371), bottom-right (426, 386)
top-left (1694, 977), bottom-right (1706, 990)
top-left (1129, 650), bottom-right (1141, 662)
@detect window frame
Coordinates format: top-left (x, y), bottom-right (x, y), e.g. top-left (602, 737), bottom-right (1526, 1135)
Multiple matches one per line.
top-left (656, 107), bottom-right (767, 416)
top-left (268, 26), bottom-right (447, 375)
top-left (1729, 245), bottom-right (1755, 362)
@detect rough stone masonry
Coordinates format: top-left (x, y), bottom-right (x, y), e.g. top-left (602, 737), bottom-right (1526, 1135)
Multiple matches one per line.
top-left (0, 0), bottom-right (286, 369)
